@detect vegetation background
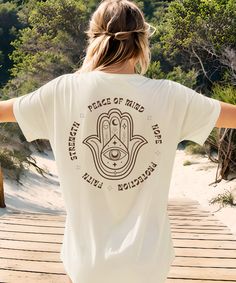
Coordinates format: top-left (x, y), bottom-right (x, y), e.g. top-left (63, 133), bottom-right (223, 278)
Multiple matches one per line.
top-left (0, 0), bottom-right (235, 183)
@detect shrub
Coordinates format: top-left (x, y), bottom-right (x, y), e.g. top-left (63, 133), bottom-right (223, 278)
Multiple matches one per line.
top-left (209, 189), bottom-right (235, 208)
top-left (183, 160), bottom-right (193, 166)
top-left (185, 141), bottom-right (206, 155)
top-left (0, 147), bottom-right (49, 183)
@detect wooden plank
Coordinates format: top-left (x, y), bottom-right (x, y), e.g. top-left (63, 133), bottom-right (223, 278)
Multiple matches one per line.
top-left (0, 239), bottom-right (61, 252)
top-left (166, 280), bottom-right (236, 283)
top-left (168, 207), bottom-right (200, 210)
top-left (0, 212), bottom-right (65, 216)
top-left (172, 232), bottom-right (234, 240)
top-left (0, 269), bottom-right (67, 283)
top-left (0, 218), bottom-right (65, 227)
top-left (170, 219), bottom-right (227, 224)
top-left (172, 230), bottom-right (232, 236)
top-left (0, 214), bottom-right (66, 222)
top-left (168, 201), bottom-right (199, 204)
top-left (169, 219), bottom-right (223, 225)
top-left (168, 209), bottom-right (211, 213)
top-left (0, 231), bottom-right (63, 242)
top-left (173, 257), bottom-right (236, 268)
top-left (168, 212), bottom-right (214, 217)
top-left (0, 224), bottom-right (64, 234)
top-left (167, 208), bottom-right (212, 213)
top-left (174, 247), bottom-right (236, 258)
top-left (170, 221), bottom-right (229, 227)
top-left (0, 248), bottom-right (61, 261)
top-left (168, 215), bottom-right (212, 220)
top-left (173, 239), bottom-right (236, 249)
top-left (0, 258), bottom-right (65, 274)
top-left (168, 266), bottom-right (236, 280)
top-left (171, 227), bottom-right (229, 231)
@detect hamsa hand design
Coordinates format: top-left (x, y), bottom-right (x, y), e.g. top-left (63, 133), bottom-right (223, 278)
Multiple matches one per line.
top-left (82, 108), bottom-right (148, 180)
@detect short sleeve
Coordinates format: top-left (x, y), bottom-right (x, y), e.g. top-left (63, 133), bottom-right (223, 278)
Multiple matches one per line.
top-left (13, 75), bottom-right (64, 142)
top-left (170, 81), bottom-right (221, 146)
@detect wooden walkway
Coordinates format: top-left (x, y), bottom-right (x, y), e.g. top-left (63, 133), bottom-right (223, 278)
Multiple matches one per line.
top-left (0, 198), bottom-right (235, 283)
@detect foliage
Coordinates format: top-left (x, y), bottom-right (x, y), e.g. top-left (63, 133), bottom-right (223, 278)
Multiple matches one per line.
top-left (159, 0), bottom-right (236, 91)
top-left (205, 85), bottom-right (236, 182)
top-left (183, 160), bottom-right (193, 166)
top-left (209, 189), bottom-right (235, 208)
top-left (5, 0), bottom-right (90, 96)
top-left (0, 146), bottom-right (49, 183)
top-left (0, 1), bottom-right (23, 87)
top-left (146, 61), bottom-right (197, 88)
top-left (185, 141), bottom-right (206, 156)
top-left (212, 84), bottom-right (236, 105)
top-left (206, 127), bottom-right (236, 182)
top-left (0, 147), bottom-right (28, 182)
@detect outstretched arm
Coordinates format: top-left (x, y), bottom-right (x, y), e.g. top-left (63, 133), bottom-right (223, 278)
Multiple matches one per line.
top-left (0, 98), bottom-right (235, 130)
top-left (0, 98), bottom-right (17, 123)
top-left (216, 101), bottom-right (236, 129)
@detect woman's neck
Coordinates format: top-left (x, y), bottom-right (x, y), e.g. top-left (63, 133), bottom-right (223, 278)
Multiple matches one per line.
top-left (100, 60), bottom-right (136, 74)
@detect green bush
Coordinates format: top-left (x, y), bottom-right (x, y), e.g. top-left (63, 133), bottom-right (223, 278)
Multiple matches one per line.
top-left (0, 148), bottom-right (24, 182)
top-left (0, 147), bottom-right (49, 183)
top-left (185, 141), bottom-right (206, 155)
top-left (146, 61), bottom-right (197, 88)
top-left (212, 84), bottom-right (236, 105)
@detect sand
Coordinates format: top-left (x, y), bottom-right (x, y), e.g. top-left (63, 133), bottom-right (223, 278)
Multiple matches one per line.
top-left (0, 148), bottom-right (65, 216)
top-left (169, 147), bottom-right (236, 239)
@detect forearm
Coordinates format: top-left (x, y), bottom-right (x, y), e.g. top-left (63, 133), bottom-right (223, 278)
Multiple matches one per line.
top-left (0, 98), bottom-right (17, 123)
top-left (216, 101), bottom-right (236, 129)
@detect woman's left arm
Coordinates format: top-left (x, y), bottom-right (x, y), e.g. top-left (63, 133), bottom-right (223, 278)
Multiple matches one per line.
top-left (216, 101), bottom-right (236, 129)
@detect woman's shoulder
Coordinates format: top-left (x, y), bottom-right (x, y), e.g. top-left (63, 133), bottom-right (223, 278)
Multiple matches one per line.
top-left (49, 72), bottom-right (85, 86)
top-left (53, 72), bottom-right (187, 92)
top-left (140, 76), bottom-right (183, 90)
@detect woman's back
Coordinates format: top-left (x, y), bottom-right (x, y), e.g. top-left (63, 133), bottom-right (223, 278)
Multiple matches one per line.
top-left (50, 70), bottom-right (176, 283)
top-left (13, 69), bottom-right (221, 282)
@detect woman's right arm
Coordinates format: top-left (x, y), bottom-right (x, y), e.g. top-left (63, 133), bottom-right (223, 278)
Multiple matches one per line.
top-left (216, 101), bottom-right (236, 129)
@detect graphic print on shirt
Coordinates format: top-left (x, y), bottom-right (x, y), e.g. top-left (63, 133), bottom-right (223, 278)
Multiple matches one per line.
top-left (67, 97), bottom-right (163, 191)
top-left (82, 108), bottom-right (148, 180)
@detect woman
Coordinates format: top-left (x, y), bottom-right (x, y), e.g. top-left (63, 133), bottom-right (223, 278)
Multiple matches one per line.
top-left (1, 0), bottom-right (236, 283)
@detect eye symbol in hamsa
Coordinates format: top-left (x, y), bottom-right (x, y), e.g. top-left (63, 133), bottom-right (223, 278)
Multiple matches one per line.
top-left (82, 108), bottom-right (148, 180)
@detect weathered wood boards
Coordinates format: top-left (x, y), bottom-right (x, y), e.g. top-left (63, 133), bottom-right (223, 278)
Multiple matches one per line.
top-left (167, 198), bottom-right (236, 282)
top-left (0, 198), bottom-right (235, 282)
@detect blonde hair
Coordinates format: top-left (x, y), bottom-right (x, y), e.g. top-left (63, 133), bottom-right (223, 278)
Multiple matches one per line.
top-left (77, 0), bottom-right (155, 75)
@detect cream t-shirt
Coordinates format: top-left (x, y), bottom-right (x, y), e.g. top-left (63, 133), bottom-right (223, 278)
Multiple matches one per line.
top-left (13, 71), bottom-right (221, 283)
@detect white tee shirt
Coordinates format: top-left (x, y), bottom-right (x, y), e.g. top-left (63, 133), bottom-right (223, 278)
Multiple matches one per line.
top-left (13, 70), bottom-right (221, 283)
